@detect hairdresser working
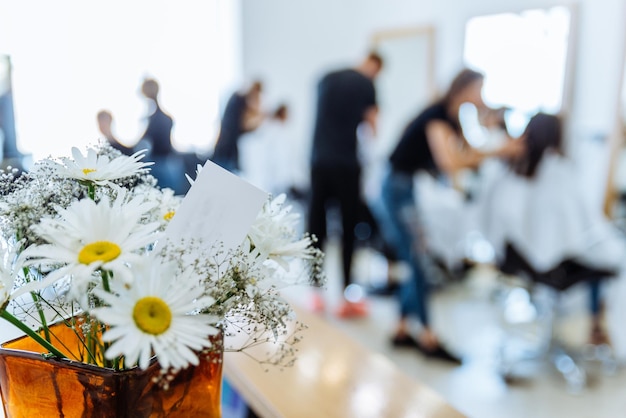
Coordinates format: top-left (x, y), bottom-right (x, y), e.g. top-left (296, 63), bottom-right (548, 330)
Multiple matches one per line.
top-left (382, 68), bottom-right (523, 363)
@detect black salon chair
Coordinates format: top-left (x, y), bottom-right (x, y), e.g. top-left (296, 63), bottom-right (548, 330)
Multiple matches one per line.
top-left (496, 243), bottom-right (617, 392)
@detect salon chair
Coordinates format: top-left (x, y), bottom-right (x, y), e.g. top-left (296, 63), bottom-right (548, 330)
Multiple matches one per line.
top-left (496, 243), bottom-right (617, 392)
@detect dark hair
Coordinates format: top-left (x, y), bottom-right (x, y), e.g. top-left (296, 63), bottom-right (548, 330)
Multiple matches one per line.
top-left (97, 110), bottom-right (112, 122)
top-left (367, 51), bottom-right (384, 69)
top-left (273, 104), bottom-right (288, 120)
top-left (250, 80), bottom-right (263, 93)
top-left (141, 78), bottom-right (160, 100)
top-left (441, 68), bottom-right (484, 106)
top-left (513, 112), bottom-right (563, 178)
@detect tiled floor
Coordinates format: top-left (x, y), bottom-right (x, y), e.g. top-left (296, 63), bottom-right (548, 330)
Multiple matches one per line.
top-left (283, 239), bottom-right (626, 418)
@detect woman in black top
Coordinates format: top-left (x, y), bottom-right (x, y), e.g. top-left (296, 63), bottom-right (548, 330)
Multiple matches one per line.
top-left (212, 81), bottom-right (265, 173)
top-left (382, 69), bottom-right (522, 362)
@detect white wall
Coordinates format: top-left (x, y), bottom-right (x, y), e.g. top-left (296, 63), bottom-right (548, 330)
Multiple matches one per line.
top-left (241, 0), bottom-right (626, 193)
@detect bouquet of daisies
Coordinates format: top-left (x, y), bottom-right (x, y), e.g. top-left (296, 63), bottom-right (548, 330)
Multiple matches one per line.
top-left (0, 143), bottom-right (323, 373)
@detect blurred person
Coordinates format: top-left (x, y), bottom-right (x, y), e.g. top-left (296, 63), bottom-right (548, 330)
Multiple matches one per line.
top-left (473, 106), bottom-right (514, 199)
top-left (0, 127), bottom-right (4, 164)
top-left (240, 104), bottom-right (295, 196)
top-left (137, 78), bottom-right (185, 194)
top-left (307, 51), bottom-right (383, 318)
top-left (382, 68), bottom-right (522, 363)
top-left (479, 113), bottom-right (624, 348)
top-left (452, 104), bottom-right (514, 209)
top-left (96, 110), bottom-right (134, 156)
top-left (356, 121), bottom-right (404, 295)
top-left (212, 80), bottom-right (265, 173)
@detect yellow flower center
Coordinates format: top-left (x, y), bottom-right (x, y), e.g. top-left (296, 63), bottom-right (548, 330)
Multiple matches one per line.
top-left (163, 211), bottom-right (175, 221)
top-left (133, 297), bottom-right (172, 335)
top-left (82, 168), bottom-right (96, 175)
top-left (78, 241), bottom-right (121, 264)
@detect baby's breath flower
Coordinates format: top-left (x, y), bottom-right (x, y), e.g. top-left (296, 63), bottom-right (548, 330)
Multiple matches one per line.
top-left (0, 141), bottom-right (324, 375)
top-left (0, 166), bottom-right (83, 247)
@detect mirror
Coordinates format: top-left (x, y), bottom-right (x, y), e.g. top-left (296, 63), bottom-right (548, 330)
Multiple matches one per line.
top-left (371, 27), bottom-right (436, 157)
top-left (605, 48), bottom-right (626, 221)
top-left (363, 27), bottom-right (436, 198)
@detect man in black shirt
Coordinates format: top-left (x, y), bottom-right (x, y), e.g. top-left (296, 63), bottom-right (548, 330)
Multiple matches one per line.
top-left (308, 52), bottom-right (383, 317)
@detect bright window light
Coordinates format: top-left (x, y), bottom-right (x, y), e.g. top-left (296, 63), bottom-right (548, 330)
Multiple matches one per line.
top-left (464, 6), bottom-right (571, 136)
top-left (0, 0), bottom-right (241, 161)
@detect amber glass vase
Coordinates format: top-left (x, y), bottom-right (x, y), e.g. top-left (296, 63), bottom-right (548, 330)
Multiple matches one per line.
top-left (0, 321), bottom-right (223, 418)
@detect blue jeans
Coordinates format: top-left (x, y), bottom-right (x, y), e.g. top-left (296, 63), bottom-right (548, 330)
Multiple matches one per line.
top-left (589, 279), bottom-right (601, 316)
top-left (381, 168), bottom-right (430, 326)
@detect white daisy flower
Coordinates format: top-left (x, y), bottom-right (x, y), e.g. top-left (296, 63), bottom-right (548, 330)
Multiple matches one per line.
top-left (0, 241), bottom-right (18, 306)
top-left (91, 258), bottom-right (219, 370)
top-left (248, 194), bottom-right (317, 270)
top-left (17, 190), bottom-right (161, 297)
top-left (141, 187), bottom-right (182, 229)
top-left (50, 147), bottom-right (153, 185)
top-left (0, 141), bottom-right (324, 373)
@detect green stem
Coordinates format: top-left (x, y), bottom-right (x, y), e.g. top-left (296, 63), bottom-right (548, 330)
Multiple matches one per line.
top-left (99, 270), bottom-right (113, 368)
top-left (214, 288), bottom-right (238, 307)
top-left (0, 310), bottom-right (67, 359)
top-left (101, 269), bottom-right (111, 293)
top-left (22, 267), bottom-right (50, 343)
top-left (86, 315), bottom-right (97, 365)
top-left (88, 183), bottom-right (95, 200)
top-left (31, 292), bottom-right (51, 342)
top-left (89, 340), bottom-right (96, 364)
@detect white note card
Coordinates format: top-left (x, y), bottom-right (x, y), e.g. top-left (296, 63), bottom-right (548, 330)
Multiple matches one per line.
top-left (164, 160), bottom-right (268, 253)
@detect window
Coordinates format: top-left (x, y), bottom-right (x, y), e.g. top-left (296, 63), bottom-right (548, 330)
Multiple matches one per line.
top-left (464, 6), bottom-right (573, 137)
top-left (0, 1), bottom-right (241, 161)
